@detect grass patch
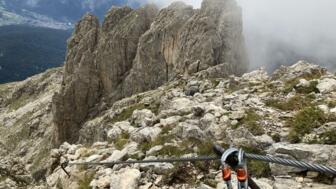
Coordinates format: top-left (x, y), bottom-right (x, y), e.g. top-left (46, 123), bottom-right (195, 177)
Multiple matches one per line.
top-left (5, 111), bottom-right (33, 149)
top-left (0, 176), bottom-right (8, 182)
top-left (139, 133), bottom-right (173, 152)
top-left (307, 130), bottom-right (336, 145)
top-left (288, 106), bottom-right (327, 143)
top-left (111, 104), bottom-right (146, 123)
top-left (238, 109), bottom-right (264, 136)
top-left (30, 147), bottom-right (50, 171)
top-left (210, 79), bottom-right (221, 87)
top-left (318, 130), bottom-right (336, 145)
top-left (241, 146), bottom-right (271, 178)
top-left (0, 84), bottom-right (10, 97)
top-left (271, 133), bottom-right (281, 142)
top-left (111, 103), bottom-right (160, 124)
top-left (283, 70), bottom-right (325, 93)
top-left (152, 145), bottom-right (185, 157)
top-left (113, 132), bottom-right (130, 150)
top-left (266, 95), bottom-right (314, 111)
top-left (327, 100), bottom-right (336, 108)
top-left (78, 173), bottom-right (94, 189)
top-left (8, 93), bottom-right (32, 111)
top-left (295, 80), bottom-right (319, 94)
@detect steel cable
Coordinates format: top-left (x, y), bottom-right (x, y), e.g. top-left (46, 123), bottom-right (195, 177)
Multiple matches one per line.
top-left (245, 153), bottom-right (336, 175)
top-left (68, 156), bottom-right (220, 166)
top-left (64, 147), bottom-right (336, 176)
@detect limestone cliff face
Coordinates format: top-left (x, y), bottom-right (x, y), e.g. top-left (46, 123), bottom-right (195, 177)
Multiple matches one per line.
top-left (52, 14), bottom-right (101, 144)
top-left (52, 0), bottom-right (249, 144)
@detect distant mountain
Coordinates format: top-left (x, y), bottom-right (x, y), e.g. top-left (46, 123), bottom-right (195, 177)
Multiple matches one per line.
top-left (0, 25), bottom-right (71, 83)
top-left (0, 0), bottom-right (139, 29)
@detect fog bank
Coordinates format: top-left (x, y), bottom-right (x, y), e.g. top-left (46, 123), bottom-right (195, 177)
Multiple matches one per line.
top-left (131, 0), bottom-right (336, 71)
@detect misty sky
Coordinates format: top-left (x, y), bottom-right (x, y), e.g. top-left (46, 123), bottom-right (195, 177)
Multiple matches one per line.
top-left (133, 0), bottom-right (336, 71)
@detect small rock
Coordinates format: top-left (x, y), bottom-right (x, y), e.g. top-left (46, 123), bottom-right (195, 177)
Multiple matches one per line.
top-left (131, 126), bottom-right (162, 143)
top-left (110, 168), bottom-right (141, 189)
top-left (296, 78), bottom-right (310, 88)
top-left (317, 78), bottom-right (336, 93)
top-left (229, 110), bottom-right (245, 120)
top-left (140, 157), bottom-right (174, 175)
top-left (131, 109), bottom-right (156, 127)
top-left (230, 120), bottom-right (238, 127)
top-left (86, 154), bottom-right (103, 162)
top-left (318, 105), bottom-right (330, 114)
top-left (102, 149), bottom-right (127, 162)
top-left (146, 145), bottom-right (163, 156)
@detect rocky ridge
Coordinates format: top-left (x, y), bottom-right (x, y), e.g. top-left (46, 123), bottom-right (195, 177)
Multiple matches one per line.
top-left (0, 68), bottom-right (63, 188)
top-left (2, 61), bottom-right (336, 188)
top-left (52, 0), bottom-right (249, 144)
top-left (48, 61), bottom-right (336, 189)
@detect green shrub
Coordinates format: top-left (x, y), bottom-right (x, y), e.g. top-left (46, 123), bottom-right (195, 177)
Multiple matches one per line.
top-left (319, 130), bottom-right (336, 145)
top-left (78, 174), bottom-right (94, 189)
top-left (241, 146), bottom-right (271, 178)
top-left (152, 145), bottom-right (185, 157)
top-left (266, 95), bottom-right (314, 111)
top-left (295, 80), bottom-right (319, 94)
top-left (111, 104), bottom-right (146, 124)
top-left (239, 109), bottom-right (264, 136)
top-left (283, 70), bottom-right (325, 93)
top-left (8, 93), bottom-right (32, 111)
top-left (139, 133), bottom-right (173, 152)
top-left (288, 106), bottom-right (327, 143)
top-left (271, 133), bottom-right (281, 142)
top-left (327, 100), bottom-right (336, 108)
top-left (113, 132), bottom-right (130, 150)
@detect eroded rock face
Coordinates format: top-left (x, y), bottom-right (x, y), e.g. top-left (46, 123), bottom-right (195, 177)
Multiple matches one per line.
top-left (53, 0), bottom-right (248, 144)
top-left (52, 14), bottom-right (101, 144)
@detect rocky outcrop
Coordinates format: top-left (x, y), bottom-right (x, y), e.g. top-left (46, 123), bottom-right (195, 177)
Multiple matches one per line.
top-left (124, 0), bottom-right (248, 97)
top-left (1, 60), bottom-right (336, 188)
top-left (53, 0), bottom-right (249, 144)
top-left (0, 68), bottom-right (63, 188)
top-left (52, 14), bottom-right (101, 144)
top-left (43, 62), bottom-right (336, 189)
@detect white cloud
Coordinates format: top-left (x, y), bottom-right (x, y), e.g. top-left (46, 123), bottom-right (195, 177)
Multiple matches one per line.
top-left (129, 0), bottom-right (336, 71)
top-left (237, 0), bottom-right (336, 70)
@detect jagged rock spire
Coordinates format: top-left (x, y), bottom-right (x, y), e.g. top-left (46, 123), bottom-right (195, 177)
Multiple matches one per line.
top-left (52, 0), bottom-right (248, 144)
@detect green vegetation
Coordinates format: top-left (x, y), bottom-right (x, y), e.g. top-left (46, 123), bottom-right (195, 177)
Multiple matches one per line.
top-left (111, 104), bottom-right (146, 124)
top-left (283, 70), bottom-right (325, 94)
top-left (111, 102), bottom-right (160, 124)
top-left (288, 106), bottom-right (327, 143)
top-left (8, 93), bottom-right (32, 111)
top-left (241, 146), bottom-right (271, 178)
top-left (112, 132), bottom-right (130, 150)
top-left (307, 130), bottom-right (336, 145)
top-left (314, 173), bottom-right (335, 185)
top-left (266, 95), bottom-right (314, 111)
top-left (167, 163), bottom-right (199, 186)
top-left (6, 111), bottom-right (33, 149)
top-left (30, 147), bottom-right (50, 172)
top-left (152, 145), bottom-right (185, 157)
top-left (295, 80), bottom-right (319, 94)
top-left (271, 133), bottom-right (281, 142)
top-left (0, 176), bottom-right (8, 182)
top-left (0, 84), bottom-right (9, 96)
top-left (139, 132), bottom-right (174, 153)
top-left (327, 100), bottom-right (336, 108)
top-left (78, 173), bottom-right (95, 189)
top-left (210, 78), bottom-right (221, 87)
top-left (237, 109), bottom-right (264, 136)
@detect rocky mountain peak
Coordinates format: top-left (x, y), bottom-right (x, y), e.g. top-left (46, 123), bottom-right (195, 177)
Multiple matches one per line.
top-left (52, 0), bottom-right (248, 144)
